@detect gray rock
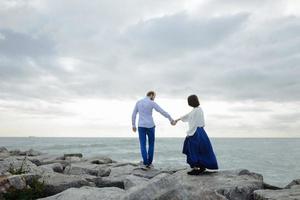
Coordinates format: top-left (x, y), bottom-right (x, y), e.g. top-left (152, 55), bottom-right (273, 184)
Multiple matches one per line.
top-left (26, 149), bottom-right (43, 156)
top-left (63, 153), bottom-right (83, 159)
top-left (64, 162), bottom-right (111, 177)
top-left (109, 164), bottom-right (137, 177)
top-left (37, 186), bottom-right (125, 200)
top-left (254, 188), bottom-right (300, 200)
top-left (95, 176), bottom-right (125, 189)
top-left (125, 169), bottom-right (263, 200)
top-left (39, 172), bottom-right (91, 196)
top-left (87, 155), bottom-right (113, 165)
top-left (0, 157), bottom-right (43, 175)
top-left (131, 168), bottom-right (166, 179)
top-left (263, 182), bottom-right (282, 190)
top-left (0, 147), bottom-right (8, 153)
top-left (8, 149), bottom-right (43, 156)
top-left (39, 163), bottom-right (64, 173)
top-left (7, 175), bottom-right (27, 190)
top-left (124, 174), bottom-right (149, 190)
top-left (27, 154), bottom-right (65, 166)
top-left (285, 179), bottom-right (300, 189)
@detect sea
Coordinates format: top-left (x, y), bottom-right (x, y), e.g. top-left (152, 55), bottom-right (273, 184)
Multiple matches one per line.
top-left (0, 137), bottom-right (299, 187)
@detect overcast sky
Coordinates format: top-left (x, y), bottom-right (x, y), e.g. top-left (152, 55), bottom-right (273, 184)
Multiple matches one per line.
top-left (0, 0), bottom-right (299, 137)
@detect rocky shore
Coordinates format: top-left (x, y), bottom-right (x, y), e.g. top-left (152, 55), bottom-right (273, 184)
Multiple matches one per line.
top-left (0, 146), bottom-right (299, 200)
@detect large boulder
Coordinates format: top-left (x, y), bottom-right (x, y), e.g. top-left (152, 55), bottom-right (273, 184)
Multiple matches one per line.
top-left (37, 186), bottom-right (125, 200)
top-left (39, 163), bottom-right (64, 173)
top-left (27, 154), bottom-right (65, 166)
top-left (109, 164), bottom-right (138, 177)
top-left (64, 162), bottom-right (111, 177)
top-left (86, 155), bottom-right (114, 165)
top-left (123, 174), bottom-right (149, 190)
top-left (0, 157), bottom-right (43, 175)
top-left (9, 149), bottom-right (43, 156)
top-left (0, 147), bottom-right (9, 160)
top-left (285, 179), bottom-right (300, 189)
top-left (39, 172), bottom-right (91, 196)
top-left (0, 173), bottom-right (41, 194)
top-left (124, 169), bottom-right (264, 200)
top-left (254, 186), bottom-right (300, 200)
top-left (131, 168), bottom-right (168, 179)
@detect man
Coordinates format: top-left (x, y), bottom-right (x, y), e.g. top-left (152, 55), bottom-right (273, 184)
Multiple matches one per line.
top-left (132, 91), bottom-right (175, 169)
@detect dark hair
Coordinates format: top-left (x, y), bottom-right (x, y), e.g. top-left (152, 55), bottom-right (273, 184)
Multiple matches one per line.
top-left (187, 94), bottom-right (200, 107)
top-left (146, 91), bottom-right (156, 97)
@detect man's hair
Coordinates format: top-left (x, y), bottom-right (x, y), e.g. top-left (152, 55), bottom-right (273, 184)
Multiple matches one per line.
top-left (187, 94), bottom-right (200, 107)
top-left (146, 91), bottom-right (156, 97)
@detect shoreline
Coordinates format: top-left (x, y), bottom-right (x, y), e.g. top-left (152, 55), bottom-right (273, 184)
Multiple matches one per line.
top-left (1, 147), bottom-right (300, 199)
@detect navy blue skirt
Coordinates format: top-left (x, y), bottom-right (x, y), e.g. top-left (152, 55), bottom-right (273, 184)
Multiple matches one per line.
top-left (183, 127), bottom-right (218, 169)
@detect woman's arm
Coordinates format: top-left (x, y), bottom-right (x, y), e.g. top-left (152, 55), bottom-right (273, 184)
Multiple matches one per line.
top-left (174, 112), bottom-right (190, 124)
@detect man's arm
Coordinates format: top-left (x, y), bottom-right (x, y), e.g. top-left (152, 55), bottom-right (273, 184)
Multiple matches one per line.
top-left (131, 103), bottom-right (138, 131)
top-left (153, 102), bottom-right (173, 122)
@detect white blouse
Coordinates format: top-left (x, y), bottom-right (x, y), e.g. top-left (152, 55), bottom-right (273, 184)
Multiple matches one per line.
top-left (180, 107), bottom-right (205, 136)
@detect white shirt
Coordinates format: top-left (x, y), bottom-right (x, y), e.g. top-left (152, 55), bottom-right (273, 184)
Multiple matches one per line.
top-left (132, 97), bottom-right (173, 128)
top-left (180, 107), bottom-right (205, 136)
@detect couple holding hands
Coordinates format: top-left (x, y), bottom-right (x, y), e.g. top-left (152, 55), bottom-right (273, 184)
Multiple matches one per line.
top-left (132, 91), bottom-right (218, 175)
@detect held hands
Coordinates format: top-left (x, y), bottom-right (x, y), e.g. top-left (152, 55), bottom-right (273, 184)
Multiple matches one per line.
top-left (171, 119), bottom-right (180, 126)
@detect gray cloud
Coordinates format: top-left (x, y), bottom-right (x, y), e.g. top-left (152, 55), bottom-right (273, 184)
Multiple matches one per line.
top-left (0, 0), bottom-right (299, 103)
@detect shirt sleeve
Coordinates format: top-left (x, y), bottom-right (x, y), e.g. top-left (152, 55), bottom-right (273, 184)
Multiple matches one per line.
top-left (153, 102), bottom-right (173, 122)
top-left (180, 112), bottom-right (190, 122)
top-left (131, 102), bottom-right (138, 128)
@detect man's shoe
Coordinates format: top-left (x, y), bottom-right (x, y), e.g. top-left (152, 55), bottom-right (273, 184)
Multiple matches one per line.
top-left (139, 161), bottom-right (148, 170)
top-left (146, 164), bottom-right (154, 169)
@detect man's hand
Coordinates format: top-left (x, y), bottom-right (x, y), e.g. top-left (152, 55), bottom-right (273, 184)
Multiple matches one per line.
top-left (132, 127), bottom-right (137, 132)
top-left (171, 120), bottom-right (177, 126)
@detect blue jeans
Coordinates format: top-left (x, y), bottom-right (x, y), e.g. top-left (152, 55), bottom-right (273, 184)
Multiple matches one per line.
top-left (138, 126), bottom-right (155, 166)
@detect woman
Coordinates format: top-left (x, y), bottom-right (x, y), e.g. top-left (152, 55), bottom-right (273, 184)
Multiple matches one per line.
top-left (174, 95), bottom-right (218, 175)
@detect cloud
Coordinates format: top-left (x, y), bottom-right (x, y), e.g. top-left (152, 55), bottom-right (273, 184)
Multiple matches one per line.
top-left (0, 0), bottom-right (299, 137)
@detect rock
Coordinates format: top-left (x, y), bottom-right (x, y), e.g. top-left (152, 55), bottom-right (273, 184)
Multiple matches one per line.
top-left (65, 157), bottom-right (82, 163)
top-left (263, 182), bottom-right (282, 190)
top-left (0, 147), bottom-right (8, 153)
top-left (39, 172), bottom-right (91, 196)
top-left (125, 169), bottom-right (263, 200)
top-left (0, 157), bottom-right (43, 175)
top-left (26, 149), bottom-right (43, 156)
top-left (95, 176), bottom-right (125, 189)
top-left (254, 188), bottom-right (300, 200)
top-left (27, 154), bottom-right (65, 166)
top-left (8, 149), bottom-right (22, 156)
top-left (285, 179), bottom-right (300, 189)
top-left (0, 152), bottom-right (10, 160)
top-left (131, 168), bottom-right (166, 179)
top-left (87, 155), bottom-right (113, 165)
top-left (64, 162), bottom-right (111, 177)
top-left (39, 163), bottom-right (64, 173)
top-left (64, 153), bottom-right (83, 158)
top-left (0, 174), bottom-right (40, 194)
top-left (8, 149), bottom-right (43, 156)
top-left (109, 164), bottom-right (137, 177)
top-left (37, 186), bottom-right (125, 200)
top-left (7, 175), bottom-right (27, 190)
top-left (124, 174), bottom-right (149, 190)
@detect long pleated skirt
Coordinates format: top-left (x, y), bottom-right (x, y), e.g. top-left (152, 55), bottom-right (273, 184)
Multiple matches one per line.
top-left (182, 127), bottom-right (218, 169)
